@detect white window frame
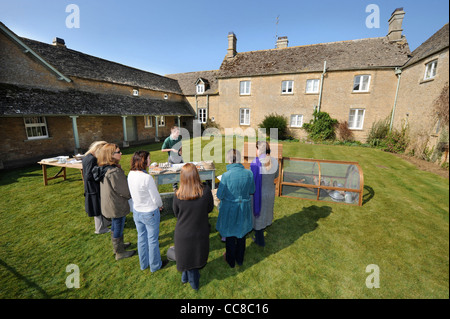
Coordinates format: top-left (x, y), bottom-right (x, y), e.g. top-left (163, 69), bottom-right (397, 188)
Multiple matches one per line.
top-left (158, 116), bottom-right (165, 127)
top-left (348, 109), bottom-right (365, 130)
top-left (306, 79), bottom-right (320, 94)
top-left (239, 108), bottom-right (250, 125)
top-left (281, 80), bottom-right (294, 94)
top-left (198, 108), bottom-right (207, 124)
top-left (352, 75), bottom-right (371, 92)
top-left (240, 81), bottom-right (251, 95)
top-left (196, 83), bottom-right (205, 94)
top-left (290, 114), bottom-right (303, 127)
top-left (424, 60), bottom-right (438, 80)
top-left (24, 117), bottom-right (49, 140)
top-left (144, 116), bottom-right (153, 128)
top-left (132, 89), bottom-right (139, 96)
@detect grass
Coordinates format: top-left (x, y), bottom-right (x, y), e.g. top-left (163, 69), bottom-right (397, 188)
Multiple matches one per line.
top-left (0, 138), bottom-right (448, 299)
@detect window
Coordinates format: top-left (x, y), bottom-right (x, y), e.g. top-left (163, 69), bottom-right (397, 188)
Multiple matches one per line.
top-left (240, 108), bottom-right (250, 125)
top-left (132, 89), bottom-right (139, 96)
top-left (282, 80), bottom-right (294, 94)
top-left (290, 114), bottom-right (303, 127)
top-left (348, 109), bottom-right (365, 129)
top-left (424, 60), bottom-right (438, 80)
top-left (353, 75), bottom-right (371, 92)
top-left (158, 116), bottom-right (165, 127)
top-left (144, 116), bottom-right (153, 128)
top-left (196, 84), bottom-right (205, 94)
top-left (240, 81), bottom-right (251, 95)
top-left (24, 117), bottom-right (48, 139)
top-left (306, 79), bottom-right (320, 94)
top-left (198, 108), bottom-right (207, 124)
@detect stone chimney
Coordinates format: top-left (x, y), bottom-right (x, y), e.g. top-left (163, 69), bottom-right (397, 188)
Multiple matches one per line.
top-left (227, 32), bottom-right (237, 58)
top-left (276, 36), bottom-right (288, 49)
top-left (387, 8), bottom-right (405, 42)
top-left (53, 37), bottom-right (66, 48)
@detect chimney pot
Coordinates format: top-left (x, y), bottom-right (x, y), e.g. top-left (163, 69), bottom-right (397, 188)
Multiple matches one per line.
top-left (53, 37), bottom-right (66, 47)
top-left (276, 36), bottom-right (289, 49)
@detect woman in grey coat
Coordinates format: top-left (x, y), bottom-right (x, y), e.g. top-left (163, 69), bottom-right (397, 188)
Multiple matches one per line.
top-left (93, 143), bottom-right (135, 260)
top-left (250, 141), bottom-right (279, 247)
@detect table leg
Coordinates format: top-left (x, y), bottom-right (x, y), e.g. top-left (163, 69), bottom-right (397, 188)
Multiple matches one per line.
top-left (42, 164), bottom-right (48, 186)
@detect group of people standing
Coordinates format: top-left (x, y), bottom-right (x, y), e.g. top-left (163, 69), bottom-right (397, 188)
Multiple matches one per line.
top-left (81, 134), bottom-right (278, 291)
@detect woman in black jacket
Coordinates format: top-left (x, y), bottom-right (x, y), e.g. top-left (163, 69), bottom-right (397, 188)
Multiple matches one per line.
top-left (172, 163), bottom-right (214, 290)
top-left (82, 141), bottom-right (110, 234)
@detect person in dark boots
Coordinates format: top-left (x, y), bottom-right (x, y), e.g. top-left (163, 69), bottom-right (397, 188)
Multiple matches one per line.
top-left (93, 143), bottom-right (135, 260)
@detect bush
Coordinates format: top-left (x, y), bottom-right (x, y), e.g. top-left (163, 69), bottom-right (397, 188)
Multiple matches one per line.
top-left (382, 126), bottom-right (409, 154)
top-left (201, 118), bottom-right (221, 134)
top-left (258, 113), bottom-right (289, 140)
top-left (366, 117), bottom-right (390, 147)
top-left (302, 110), bottom-right (338, 142)
top-left (336, 121), bottom-right (354, 142)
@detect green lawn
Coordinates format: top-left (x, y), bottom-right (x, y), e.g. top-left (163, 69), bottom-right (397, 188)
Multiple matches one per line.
top-left (0, 138), bottom-right (448, 299)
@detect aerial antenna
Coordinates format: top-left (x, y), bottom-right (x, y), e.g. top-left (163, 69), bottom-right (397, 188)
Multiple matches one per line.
top-left (275, 15), bottom-right (280, 46)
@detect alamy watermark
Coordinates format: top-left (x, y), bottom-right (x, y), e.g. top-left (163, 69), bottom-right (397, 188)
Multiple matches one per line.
top-left (365, 264), bottom-right (380, 288)
top-left (65, 264), bottom-right (80, 288)
top-left (66, 4), bottom-right (80, 29)
top-left (365, 4), bottom-right (380, 29)
top-left (169, 122), bottom-right (279, 174)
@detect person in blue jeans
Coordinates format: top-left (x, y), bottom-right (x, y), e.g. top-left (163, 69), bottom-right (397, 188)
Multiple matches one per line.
top-left (128, 151), bottom-right (168, 272)
top-left (93, 143), bottom-right (135, 260)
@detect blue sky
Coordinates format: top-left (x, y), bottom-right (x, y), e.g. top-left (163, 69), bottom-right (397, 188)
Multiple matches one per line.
top-left (0, 0), bottom-right (448, 75)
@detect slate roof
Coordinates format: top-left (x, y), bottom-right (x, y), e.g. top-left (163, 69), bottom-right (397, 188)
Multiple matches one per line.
top-left (20, 37), bottom-right (184, 95)
top-left (218, 37), bottom-right (411, 78)
top-left (403, 23), bottom-right (449, 68)
top-left (165, 70), bottom-right (219, 96)
top-left (0, 83), bottom-right (195, 116)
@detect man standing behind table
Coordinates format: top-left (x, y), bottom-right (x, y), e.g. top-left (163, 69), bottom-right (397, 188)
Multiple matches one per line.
top-left (161, 126), bottom-right (184, 191)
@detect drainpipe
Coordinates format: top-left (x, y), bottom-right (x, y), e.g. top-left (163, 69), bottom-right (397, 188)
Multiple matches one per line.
top-left (195, 94), bottom-right (198, 120)
top-left (317, 61), bottom-right (327, 113)
top-left (206, 94), bottom-right (209, 122)
top-left (389, 68), bottom-right (402, 133)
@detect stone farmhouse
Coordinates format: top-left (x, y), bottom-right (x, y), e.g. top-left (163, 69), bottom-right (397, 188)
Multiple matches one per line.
top-left (167, 8), bottom-right (448, 158)
top-left (0, 8), bottom-right (448, 169)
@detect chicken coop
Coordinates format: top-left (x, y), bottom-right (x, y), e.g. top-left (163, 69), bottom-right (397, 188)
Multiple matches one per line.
top-left (279, 157), bottom-right (364, 206)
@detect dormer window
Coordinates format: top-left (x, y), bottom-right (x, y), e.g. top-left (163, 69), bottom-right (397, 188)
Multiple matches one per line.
top-left (132, 89), bottom-right (139, 96)
top-left (195, 78), bottom-right (208, 95)
top-left (196, 83), bottom-right (205, 94)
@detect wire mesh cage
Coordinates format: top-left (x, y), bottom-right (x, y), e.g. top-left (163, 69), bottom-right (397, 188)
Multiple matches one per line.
top-left (280, 157), bottom-right (364, 206)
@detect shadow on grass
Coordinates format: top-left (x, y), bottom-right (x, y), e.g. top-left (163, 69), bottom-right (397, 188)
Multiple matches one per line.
top-left (0, 259), bottom-right (50, 298)
top-left (201, 205), bottom-right (332, 286)
top-left (0, 165), bottom-right (43, 186)
top-left (362, 185), bottom-right (375, 205)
